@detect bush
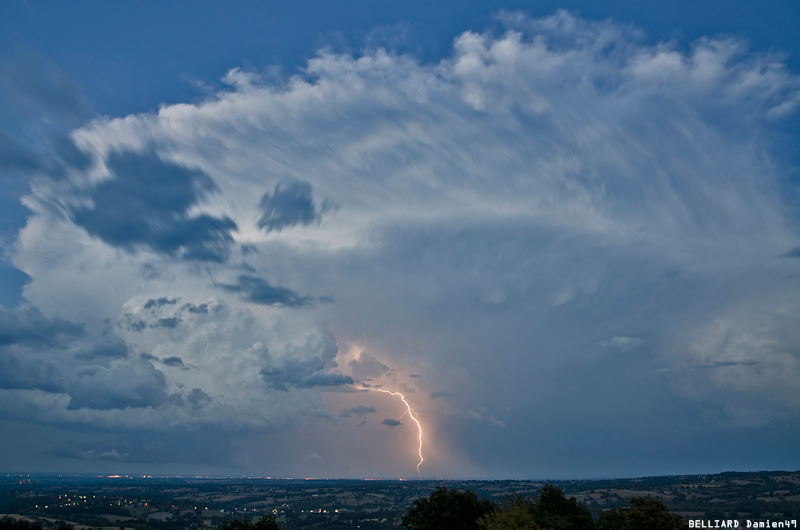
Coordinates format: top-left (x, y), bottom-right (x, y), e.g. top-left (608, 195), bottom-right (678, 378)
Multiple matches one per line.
top-left (401, 486), bottom-right (495, 530)
top-left (597, 497), bottom-right (688, 530)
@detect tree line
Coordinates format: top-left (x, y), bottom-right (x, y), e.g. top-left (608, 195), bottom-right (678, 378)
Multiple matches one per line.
top-left (401, 484), bottom-right (688, 530)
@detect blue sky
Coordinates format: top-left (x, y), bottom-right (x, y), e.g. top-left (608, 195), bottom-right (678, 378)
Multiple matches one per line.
top-left (1, 0), bottom-right (800, 479)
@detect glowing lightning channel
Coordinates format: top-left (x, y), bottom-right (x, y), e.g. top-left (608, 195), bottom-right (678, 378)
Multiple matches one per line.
top-left (359, 386), bottom-right (425, 475)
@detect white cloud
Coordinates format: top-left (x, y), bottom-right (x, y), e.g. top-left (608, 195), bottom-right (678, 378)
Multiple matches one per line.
top-left (6, 11), bottom-right (800, 474)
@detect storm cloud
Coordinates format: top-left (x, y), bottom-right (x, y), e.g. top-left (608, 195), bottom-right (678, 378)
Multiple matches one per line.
top-left (0, 306), bottom-right (168, 412)
top-left (5, 11), bottom-right (800, 477)
top-left (257, 180), bottom-right (331, 233)
top-left (217, 275), bottom-right (314, 307)
top-left (71, 150), bottom-right (237, 262)
top-left (144, 297), bottom-right (177, 309)
top-left (0, 305), bottom-right (83, 347)
top-left (261, 357), bottom-right (353, 391)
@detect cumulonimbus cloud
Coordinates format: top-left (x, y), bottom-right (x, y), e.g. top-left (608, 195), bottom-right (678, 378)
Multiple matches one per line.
top-left (5, 11), bottom-right (800, 473)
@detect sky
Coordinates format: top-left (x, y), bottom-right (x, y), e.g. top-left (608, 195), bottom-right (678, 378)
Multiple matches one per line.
top-left (1, 0), bottom-right (800, 480)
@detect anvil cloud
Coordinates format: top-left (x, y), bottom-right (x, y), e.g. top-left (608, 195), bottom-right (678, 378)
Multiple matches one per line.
top-left (3, 11), bottom-right (800, 478)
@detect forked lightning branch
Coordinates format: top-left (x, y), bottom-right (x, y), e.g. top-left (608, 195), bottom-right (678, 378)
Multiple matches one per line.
top-left (357, 386), bottom-right (425, 475)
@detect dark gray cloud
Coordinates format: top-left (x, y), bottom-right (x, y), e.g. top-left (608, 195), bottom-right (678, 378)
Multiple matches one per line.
top-left (257, 180), bottom-right (331, 233)
top-left (162, 356), bottom-right (185, 368)
top-left (0, 353), bottom-right (66, 394)
top-left (0, 347), bottom-right (168, 412)
top-left (381, 418), bottom-right (401, 427)
top-left (302, 371), bottom-right (354, 387)
top-left (261, 358), bottom-right (353, 391)
top-left (71, 150), bottom-right (237, 262)
top-left (217, 275), bottom-right (314, 307)
top-left (186, 387), bottom-right (212, 407)
top-left (121, 298), bottom-right (210, 333)
top-left (144, 297), bottom-right (177, 309)
top-left (687, 360), bottom-right (761, 369)
top-left (257, 327), bottom-right (352, 391)
top-left (340, 404), bottom-right (377, 418)
top-left (74, 337), bottom-right (128, 360)
top-left (183, 302), bottom-right (209, 314)
top-left (66, 359), bottom-right (168, 410)
top-left (0, 305), bottom-right (84, 347)
top-left (0, 305), bottom-right (169, 412)
top-left (155, 317), bottom-right (180, 329)
top-left (128, 319), bottom-right (147, 332)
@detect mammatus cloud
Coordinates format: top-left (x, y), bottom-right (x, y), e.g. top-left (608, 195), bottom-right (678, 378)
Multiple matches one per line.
top-left (4, 11), bottom-right (800, 475)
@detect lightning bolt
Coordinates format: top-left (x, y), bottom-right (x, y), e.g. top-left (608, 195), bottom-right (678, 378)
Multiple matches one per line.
top-left (358, 385), bottom-right (424, 475)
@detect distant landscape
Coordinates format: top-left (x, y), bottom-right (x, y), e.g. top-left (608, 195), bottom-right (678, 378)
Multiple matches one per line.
top-left (2, 470), bottom-right (799, 529)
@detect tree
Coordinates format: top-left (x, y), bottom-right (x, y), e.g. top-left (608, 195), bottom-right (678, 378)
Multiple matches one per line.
top-left (222, 515), bottom-right (280, 530)
top-left (401, 486), bottom-right (496, 530)
top-left (479, 492), bottom-right (542, 530)
top-left (0, 519), bottom-right (44, 530)
top-left (597, 497), bottom-right (687, 530)
top-left (530, 484), bottom-right (594, 530)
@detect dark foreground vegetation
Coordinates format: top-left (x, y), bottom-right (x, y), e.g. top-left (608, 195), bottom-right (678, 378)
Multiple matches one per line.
top-left (1, 470), bottom-right (798, 529)
top-left (400, 485), bottom-right (686, 529)
top-left (0, 518), bottom-right (71, 530)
